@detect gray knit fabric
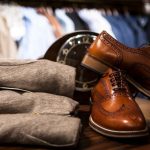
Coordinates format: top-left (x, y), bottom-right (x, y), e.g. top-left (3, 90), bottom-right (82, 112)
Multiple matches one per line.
top-left (0, 59), bottom-right (76, 97)
top-left (0, 59), bottom-right (81, 147)
top-left (0, 114), bottom-right (81, 147)
top-left (0, 90), bottom-right (79, 115)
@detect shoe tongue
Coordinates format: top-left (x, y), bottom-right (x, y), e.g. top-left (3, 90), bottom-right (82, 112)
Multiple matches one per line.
top-left (102, 68), bottom-right (118, 78)
top-left (105, 68), bottom-right (119, 75)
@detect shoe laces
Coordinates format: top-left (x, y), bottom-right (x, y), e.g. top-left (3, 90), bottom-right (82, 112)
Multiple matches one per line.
top-left (109, 70), bottom-right (128, 93)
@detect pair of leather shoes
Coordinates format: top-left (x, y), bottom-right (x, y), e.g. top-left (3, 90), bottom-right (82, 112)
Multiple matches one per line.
top-left (81, 31), bottom-right (150, 138)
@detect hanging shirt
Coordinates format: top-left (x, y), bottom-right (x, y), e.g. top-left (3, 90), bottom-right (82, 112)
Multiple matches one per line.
top-left (55, 9), bottom-right (75, 34)
top-left (66, 10), bottom-right (89, 30)
top-left (105, 15), bottom-right (136, 47)
top-left (17, 7), bottom-right (56, 59)
top-left (104, 15), bottom-right (124, 44)
top-left (78, 9), bottom-right (116, 38)
top-left (0, 4), bottom-right (25, 42)
top-left (0, 15), bottom-right (17, 58)
top-left (124, 15), bottom-right (148, 47)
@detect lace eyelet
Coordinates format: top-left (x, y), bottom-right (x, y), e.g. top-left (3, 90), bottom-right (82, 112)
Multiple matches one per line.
top-left (109, 71), bottom-right (128, 92)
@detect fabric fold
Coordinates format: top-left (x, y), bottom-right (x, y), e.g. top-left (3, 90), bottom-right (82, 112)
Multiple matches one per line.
top-left (0, 90), bottom-right (79, 115)
top-left (0, 59), bottom-right (76, 98)
top-left (0, 114), bottom-right (81, 147)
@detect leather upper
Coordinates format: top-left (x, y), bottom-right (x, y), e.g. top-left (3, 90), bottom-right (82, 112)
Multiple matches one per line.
top-left (88, 31), bottom-right (150, 94)
top-left (91, 68), bottom-right (147, 131)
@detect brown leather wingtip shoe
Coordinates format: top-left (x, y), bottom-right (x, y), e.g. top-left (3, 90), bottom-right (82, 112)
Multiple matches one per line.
top-left (81, 31), bottom-right (150, 97)
top-left (89, 68), bottom-right (149, 138)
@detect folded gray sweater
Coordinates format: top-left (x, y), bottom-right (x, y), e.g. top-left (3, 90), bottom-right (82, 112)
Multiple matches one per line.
top-left (0, 90), bottom-right (79, 115)
top-left (0, 90), bottom-right (81, 147)
top-left (0, 59), bottom-right (76, 97)
top-left (0, 114), bottom-right (81, 147)
top-left (0, 59), bottom-right (81, 147)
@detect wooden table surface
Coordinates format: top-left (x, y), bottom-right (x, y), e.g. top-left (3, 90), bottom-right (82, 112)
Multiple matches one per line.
top-left (0, 105), bottom-right (149, 150)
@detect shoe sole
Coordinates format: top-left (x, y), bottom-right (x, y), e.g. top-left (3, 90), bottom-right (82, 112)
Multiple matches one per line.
top-left (89, 116), bottom-right (149, 138)
top-left (81, 53), bottom-right (150, 97)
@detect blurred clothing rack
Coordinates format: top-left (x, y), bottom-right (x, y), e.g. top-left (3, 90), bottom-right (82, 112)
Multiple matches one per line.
top-left (0, 0), bottom-right (150, 15)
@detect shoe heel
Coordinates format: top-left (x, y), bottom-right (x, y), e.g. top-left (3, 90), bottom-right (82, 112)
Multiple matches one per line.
top-left (81, 54), bottom-right (108, 74)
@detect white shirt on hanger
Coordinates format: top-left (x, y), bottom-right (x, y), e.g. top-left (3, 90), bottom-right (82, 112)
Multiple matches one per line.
top-left (78, 9), bottom-right (116, 38)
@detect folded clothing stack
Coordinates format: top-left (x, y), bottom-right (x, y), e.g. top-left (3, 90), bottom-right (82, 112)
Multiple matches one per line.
top-left (0, 59), bottom-right (75, 97)
top-left (0, 59), bottom-right (81, 148)
top-left (0, 90), bottom-right (78, 115)
top-left (0, 113), bottom-right (81, 147)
